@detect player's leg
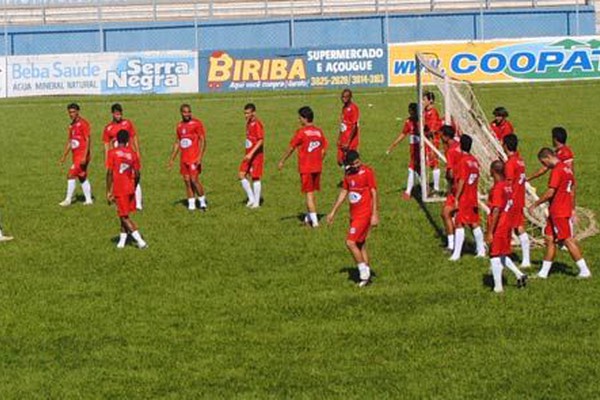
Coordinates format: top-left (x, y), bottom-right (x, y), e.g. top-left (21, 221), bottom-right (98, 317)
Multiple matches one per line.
top-left (183, 176), bottom-right (196, 210)
top-left (306, 191), bottom-right (319, 227)
top-left (563, 238), bottom-right (591, 278)
top-left (432, 167), bottom-right (441, 193)
top-left (250, 157), bottom-right (263, 208)
top-left (515, 215), bottom-right (531, 267)
top-left (441, 198), bottom-right (456, 251)
top-left (490, 257), bottom-right (504, 293)
top-left (472, 223), bottom-right (486, 257)
top-left (346, 239), bottom-right (369, 283)
top-left (60, 167), bottom-right (78, 206)
top-left (357, 241), bottom-right (371, 286)
top-left (503, 256), bottom-right (526, 282)
top-left (239, 161), bottom-right (256, 207)
top-left (79, 170), bottom-right (93, 205)
top-left (251, 178), bottom-right (262, 208)
top-left (404, 168), bottom-right (415, 200)
top-left (135, 181), bottom-right (143, 211)
top-left (538, 234), bottom-right (556, 279)
top-left (192, 173), bottom-right (207, 210)
top-left (449, 222), bottom-right (465, 261)
top-left (121, 216), bottom-right (147, 249)
top-left (117, 219), bottom-right (128, 249)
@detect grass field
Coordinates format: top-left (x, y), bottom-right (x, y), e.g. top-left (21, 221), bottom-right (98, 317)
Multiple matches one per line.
top-left (1, 82), bottom-right (600, 398)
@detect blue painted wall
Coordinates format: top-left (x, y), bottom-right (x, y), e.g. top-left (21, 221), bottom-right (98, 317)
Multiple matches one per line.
top-left (0, 6), bottom-right (595, 55)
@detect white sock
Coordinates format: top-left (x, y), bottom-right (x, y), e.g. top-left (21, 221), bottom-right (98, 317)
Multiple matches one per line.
top-left (309, 212), bottom-right (319, 227)
top-left (576, 259), bottom-right (591, 277)
top-left (187, 198), bottom-right (196, 209)
top-left (198, 196), bottom-right (207, 207)
top-left (135, 184), bottom-right (143, 209)
top-left (503, 256), bottom-right (524, 279)
top-left (252, 181), bottom-right (262, 206)
top-left (117, 233), bottom-right (127, 247)
top-left (358, 262), bottom-right (370, 281)
top-left (131, 230), bottom-right (146, 247)
top-left (81, 179), bottom-right (92, 203)
top-left (491, 257), bottom-right (504, 292)
top-left (519, 233), bottom-right (530, 265)
top-left (539, 260), bottom-right (553, 278)
top-left (473, 227), bottom-right (486, 256)
top-left (406, 169), bottom-right (415, 195)
top-left (0, 228), bottom-right (3, 237)
top-left (65, 179), bottom-right (76, 201)
top-left (447, 234), bottom-right (455, 250)
top-left (433, 168), bottom-right (441, 191)
top-left (241, 179), bottom-right (255, 204)
top-left (450, 228), bottom-right (465, 259)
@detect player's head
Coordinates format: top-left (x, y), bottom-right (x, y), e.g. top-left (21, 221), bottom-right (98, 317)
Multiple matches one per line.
top-left (537, 147), bottom-right (558, 168)
top-left (460, 134), bottom-right (473, 153)
top-left (111, 103), bottom-right (123, 121)
top-left (493, 107), bottom-right (508, 121)
top-left (180, 104), bottom-right (192, 122)
top-left (67, 103), bottom-right (80, 120)
top-left (503, 133), bottom-right (518, 153)
top-left (244, 103), bottom-right (256, 121)
top-left (490, 160), bottom-right (505, 181)
top-left (343, 150), bottom-right (361, 174)
top-left (441, 125), bottom-right (455, 143)
top-left (423, 91), bottom-right (435, 106)
top-left (408, 102), bottom-right (418, 118)
top-left (341, 88), bottom-right (353, 105)
top-left (117, 129), bottom-right (129, 146)
top-left (552, 126), bottom-right (568, 146)
top-left (298, 106), bottom-right (314, 125)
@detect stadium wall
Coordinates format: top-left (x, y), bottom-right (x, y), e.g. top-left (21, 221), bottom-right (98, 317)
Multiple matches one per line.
top-left (0, 6), bottom-right (595, 55)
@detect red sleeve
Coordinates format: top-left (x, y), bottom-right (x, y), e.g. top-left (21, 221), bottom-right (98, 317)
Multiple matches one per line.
top-left (196, 120), bottom-right (206, 139)
top-left (255, 121), bottom-right (265, 141)
top-left (489, 185), bottom-right (503, 210)
top-left (129, 121), bottom-right (138, 139)
top-left (290, 131), bottom-right (302, 148)
top-left (350, 104), bottom-right (360, 124)
top-left (504, 159), bottom-right (516, 184)
top-left (83, 120), bottom-right (91, 139)
top-left (106, 150), bottom-right (113, 169)
top-left (102, 125), bottom-right (110, 144)
top-left (368, 168), bottom-right (377, 190)
top-left (342, 176), bottom-right (349, 190)
top-left (402, 120), bottom-right (411, 135)
top-left (548, 167), bottom-right (562, 189)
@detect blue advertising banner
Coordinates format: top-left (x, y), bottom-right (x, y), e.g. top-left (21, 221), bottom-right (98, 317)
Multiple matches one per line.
top-left (200, 45), bottom-right (387, 92)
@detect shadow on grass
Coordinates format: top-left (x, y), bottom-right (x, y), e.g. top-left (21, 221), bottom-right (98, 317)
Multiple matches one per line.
top-left (280, 213), bottom-right (325, 223)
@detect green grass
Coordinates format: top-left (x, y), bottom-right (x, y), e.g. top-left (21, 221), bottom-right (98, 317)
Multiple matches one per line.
top-left (1, 82), bottom-right (600, 398)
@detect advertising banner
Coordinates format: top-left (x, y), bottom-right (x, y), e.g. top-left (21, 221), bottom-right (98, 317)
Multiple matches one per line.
top-left (200, 45), bottom-right (387, 92)
top-left (389, 37), bottom-right (600, 86)
top-left (0, 58), bottom-right (6, 98)
top-left (7, 51), bottom-right (198, 97)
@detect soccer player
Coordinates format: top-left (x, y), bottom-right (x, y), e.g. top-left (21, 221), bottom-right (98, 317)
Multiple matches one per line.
top-left (503, 134), bottom-right (531, 267)
top-left (327, 150), bottom-right (379, 287)
top-left (486, 160), bottom-right (528, 292)
top-left (528, 127), bottom-right (574, 182)
top-left (449, 134), bottom-right (486, 261)
top-left (103, 103), bottom-right (143, 210)
top-left (239, 103), bottom-right (264, 209)
top-left (423, 91), bottom-right (442, 193)
top-left (278, 106), bottom-right (328, 228)
top-left (440, 125), bottom-right (462, 251)
top-left (167, 104), bottom-right (208, 211)
top-left (106, 130), bottom-right (147, 249)
top-left (385, 102), bottom-right (419, 200)
top-left (528, 148), bottom-right (591, 279)
top-left (337, 88), bottom-right (360, 166)
top-left (58, 103), bottom-right (93, 206)
top-left (490, 107), bottom-right (514, 142)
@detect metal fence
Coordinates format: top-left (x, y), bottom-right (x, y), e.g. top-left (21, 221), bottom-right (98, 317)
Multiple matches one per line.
top-left (0, 0), bottom-right (596, 56)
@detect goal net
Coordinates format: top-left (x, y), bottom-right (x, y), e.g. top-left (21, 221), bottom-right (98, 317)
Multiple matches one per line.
top-left (415, 52), bottom-right (598, 244)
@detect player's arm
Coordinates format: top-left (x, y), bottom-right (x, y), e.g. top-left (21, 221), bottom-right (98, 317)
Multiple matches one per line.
top-left (278, 146), bottom-right (296, 171)
top-left (370, 187), bottom-right (379, 227)
top-left (528, 187), bottom-right (556, 213)
top-left (197, 135), bottom-right (206, 165)
top-left (386, 132), bottom-right (407, 155)
top-left (167, 137), bottom-right (180, 169)
top-left (59, 135), bottom-right (71, 164)
top-left (321, 136), bottom-right (328, 160)
top-left (326, 188), bottom-right (348, 225)
top-left (131, 123), bottom-right (141, 155)
top-left (82, 130), bottom-right (91, 166)
top-left (454, 177), bottom-right (465, 209)
top-left (527, 165), bottom-right (548, 182)
top-left (245, 139), bottom-right (264, 161)
top-left (486, 207), bottom-right (500, 245)
top-left (105, 169), bottom-right (114, 204)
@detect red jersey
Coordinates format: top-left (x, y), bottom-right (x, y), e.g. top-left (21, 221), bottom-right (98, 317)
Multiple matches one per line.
top-left (177, 118), bottom-right (206, 164)
top-left (403, 117), bottom-right (420, 168)
top-left (505, 153), bottom-right (526, 210)
top-left (548, 161), bottom-right (575, 218)
top-left (487, 180), bottom-right (514, 231)
top-left (339, 102), bottom-right (360, 149)
top-left (69, 117), bottom-right (91, 161)
top-left (343, 165), bottom-right (377, 219)
top-left (445, 139), bottom-right (462, 173)
top-left (556, 144), bottom-right (574, 167)
top-left (423, 106), bottom-right (442, 135)
top-left (245, 118), bottom-right (264, 155)
top-left (103, 119), bottom-right (137, 146)
top-left (107, 146), bottom-right (140, 197)
top-left (457, 154), bottom-right (480, 208)
top-left (290, 125), bottom-right (328, 174)
top-left (490, 120), bottom-right (514, 142)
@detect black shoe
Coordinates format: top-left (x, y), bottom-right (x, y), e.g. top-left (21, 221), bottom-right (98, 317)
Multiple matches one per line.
top-left (517, 274), bottom-right (528, 288)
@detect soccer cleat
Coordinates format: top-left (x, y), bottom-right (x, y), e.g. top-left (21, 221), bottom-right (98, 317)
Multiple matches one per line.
top-left (59, 199), bottom-right (72, 207)
top-left (138, 242), bottom-right (148, 249)
top-left (83, 200), bottom-right (94, 206)
top-left (116, 242), bottom-right (126, 249)
top-left (577, 272), bottom-right (592, 279)
top-left (246, 200), bottom-right (254, 208)
top-left (493, 287), bottom-right (504, 294)
top-left (475, 252), bottom-right (487, 258)
top-left (250, 203), bottom-right (260, 209)
top-left (188, 204), bottom-right (196, 211)
top-left (516, 274), bottom-right (528, 288)
top-left (0, 236), bottom-right (14, 242)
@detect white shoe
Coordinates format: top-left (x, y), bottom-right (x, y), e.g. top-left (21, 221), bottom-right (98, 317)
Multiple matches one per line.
top-left (577, 273), bottom-right (592, 279)
top-left (0, 235), bottom-right (14, 242)
top-left (358, 279), bottom-right (370, 288)
top-left (250, 203), bottom-right (260, 209)
top-left (246, 200), bottom-right (254, 208)
top-left (521, 262), bottom-right (531, 268)
top-left (535, 273), bottom-right (548, 280)
top-left (188, 204), bottom-right (196, 211)
top-left (475, 252), bottom-right (486, 258)
top-left (449, 255), bottom-right (460, 262)
top-left (83, 200), bottom-right (93, 206)
top-left (493, 287), bottom-right (504, 293)
top-left (136, 206), bottom-right (143, 211)
top-left (138, 242), bottom-right (148, 249)
top-left (116, 242), bottom-right (126, 249)
top-left (59, 199), bottom-right (72, 207)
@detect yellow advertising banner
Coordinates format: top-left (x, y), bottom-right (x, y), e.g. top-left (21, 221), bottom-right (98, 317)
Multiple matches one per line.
top-left (388, 37), bottom-right (600, 86)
